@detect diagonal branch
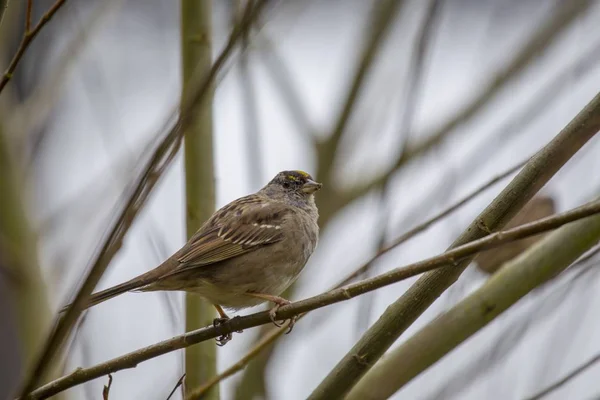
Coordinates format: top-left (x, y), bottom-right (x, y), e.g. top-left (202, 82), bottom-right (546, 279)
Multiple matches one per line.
top-left (17, 1), bottom-right (269, 397)
top-left (26, 198), bottom-right (600, 400)
top-left (0, 0), bottom-right (69, 95)
top-left (525, 352), bottom-right (600, 400)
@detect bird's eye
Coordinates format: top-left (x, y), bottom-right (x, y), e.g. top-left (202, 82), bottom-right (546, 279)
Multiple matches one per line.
top-left (282, 181), bottom-right (291, 189)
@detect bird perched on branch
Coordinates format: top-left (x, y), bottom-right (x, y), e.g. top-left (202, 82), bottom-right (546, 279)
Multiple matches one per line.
top-left (62, 170), bottom-right (321, 345)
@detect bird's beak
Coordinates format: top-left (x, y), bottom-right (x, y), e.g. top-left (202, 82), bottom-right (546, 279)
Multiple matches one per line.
top-left (302, 179), bottom-right (323, 194)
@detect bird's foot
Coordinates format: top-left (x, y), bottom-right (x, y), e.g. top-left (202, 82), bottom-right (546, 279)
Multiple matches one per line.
top-left (268, 298), bottom-right (297, 334)
top-left (213, 317), bottom-right (232, 346)
top-left (212, 316), bottom-right (243, 346)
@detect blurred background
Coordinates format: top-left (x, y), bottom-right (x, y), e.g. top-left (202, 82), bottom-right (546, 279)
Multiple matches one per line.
top-left (2, 0), bottom-right (600, 399)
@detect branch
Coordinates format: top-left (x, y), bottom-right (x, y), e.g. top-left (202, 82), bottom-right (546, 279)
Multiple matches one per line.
top-left (166, 374), bottom-right (186, 400)
top-left (306, 88), bottom-right (600, 400)
top-left (346, 201), bottom-right (600, 400)
top-left (185, 320), bottom-right (291, 400)
top-left (101, 374), bottom-right (112, 400)
top-left (180, 0), bottom-right (218, 396)
top-left (525, 352), bottom-right (600, 400)
top-left (17, 1), bottom-right (269, 397)
top-left (25, 0), bottom-right (32, 32)
top-left (0, 0), bottom-right (68, 95)
top-left (26, 198), bottom-right (600, 399)
top-left (0, 0), bottom-right (10, 30)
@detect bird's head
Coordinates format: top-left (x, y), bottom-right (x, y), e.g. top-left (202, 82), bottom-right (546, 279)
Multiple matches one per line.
top-left (262, 170), bottom-right (322, 204)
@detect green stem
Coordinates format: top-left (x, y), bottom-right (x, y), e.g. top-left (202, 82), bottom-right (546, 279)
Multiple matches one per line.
top-left (181, 0), bottom-right (218, 398)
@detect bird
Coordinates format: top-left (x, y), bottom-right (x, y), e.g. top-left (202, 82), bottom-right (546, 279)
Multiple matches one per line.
top-left (62, 170), bottom-right (321, 345)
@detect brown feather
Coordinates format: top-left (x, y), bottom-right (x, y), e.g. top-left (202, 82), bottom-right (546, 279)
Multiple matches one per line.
top-left (157, 195), bottom-right (289, 280)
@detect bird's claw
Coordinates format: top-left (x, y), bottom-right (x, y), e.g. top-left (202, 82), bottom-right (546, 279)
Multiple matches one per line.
top-left (213, 317), bottom-right (232, 346)
top-left (268, 300), bottom-right (296, 333)
top-left (212, 316), bottom-right (243, 346)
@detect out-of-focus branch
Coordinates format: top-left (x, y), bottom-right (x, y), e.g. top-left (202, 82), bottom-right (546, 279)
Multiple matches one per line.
top-left (0, 0), bottom-right (10, 30)
top-left (181, 0), bottom-right (218, 397)
top-left (0, 120), bottom-right (53, 392)
top-left (317, 0), bottom-right (403, 169)
top-left (237, 0), bottom-right (263, 189)
top-left (316, 0), bottom-right (404, 217)
top-left (336, 0), bottom-right (591, 209)
top-left (257, 31), bottom-right (315, 139)
top-left (27, 198), bottom-right (600, 399)
top-left (525, 352), bottom-right (600, 400)
top-left (306, 89), bottom-right (600, 399)
top-left (25, 0), bottom-right (32, 32)
top-left (0, 0), bottom-right (69, 95)
top-left (185, 320), bottom-right (291, 400)
top-left (17, 1), bottom-right (269, 397)
top-left (346, 200), bottom-right (600, 400)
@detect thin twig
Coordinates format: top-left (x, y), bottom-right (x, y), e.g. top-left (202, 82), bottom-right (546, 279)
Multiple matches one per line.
top-left (166, 373), bottom-right (186, 400)
top-left (102, 374), bottom-right (112, 400)
top-left (0, 0), bottom-right (10, 30)
top-left (26, 199), bottom-right (600, 399)
top-left (185, 321), bottom-right (291, 399)
top-left (0, 0), bottom-right (68, 94)
top-left (525, 353), bottom-right (600, 400)
top-left (17, 1), bottom-right (269, 398)
top-left (25, 0), bottom-right (32, 32)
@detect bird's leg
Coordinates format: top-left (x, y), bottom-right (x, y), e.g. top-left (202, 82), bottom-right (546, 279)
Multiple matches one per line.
top-left (245, 293), bottom-right (297, 333)
top-left (213, 304), bottom-right (236, 346)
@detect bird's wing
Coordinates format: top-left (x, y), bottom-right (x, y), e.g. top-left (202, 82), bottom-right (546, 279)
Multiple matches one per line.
top-left (162, 196), bottom-right (289, 277)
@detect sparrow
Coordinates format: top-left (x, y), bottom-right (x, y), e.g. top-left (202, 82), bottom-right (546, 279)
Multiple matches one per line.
top-left (63, 170), bottom-right (321, 345)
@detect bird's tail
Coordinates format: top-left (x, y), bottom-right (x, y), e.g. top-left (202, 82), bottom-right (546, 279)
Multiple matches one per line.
top-left (59, 269), bottom-right (161, 314)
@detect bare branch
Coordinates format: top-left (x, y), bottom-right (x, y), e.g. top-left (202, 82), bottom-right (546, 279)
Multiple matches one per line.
top-left (101, 374), bottom-right (112, 400)
top-left (166, 374), bottom-right (186, 400)
top-left (25, 0), bottom-right (32, 32)
top-left (0, 0), bottom-right (68, 95)
top-left (0, 0), bottom-right (10, 30)
top-left (525, 353), bottom-right (600, 400)
top-left (26, 198), bottom-right (600, 399)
